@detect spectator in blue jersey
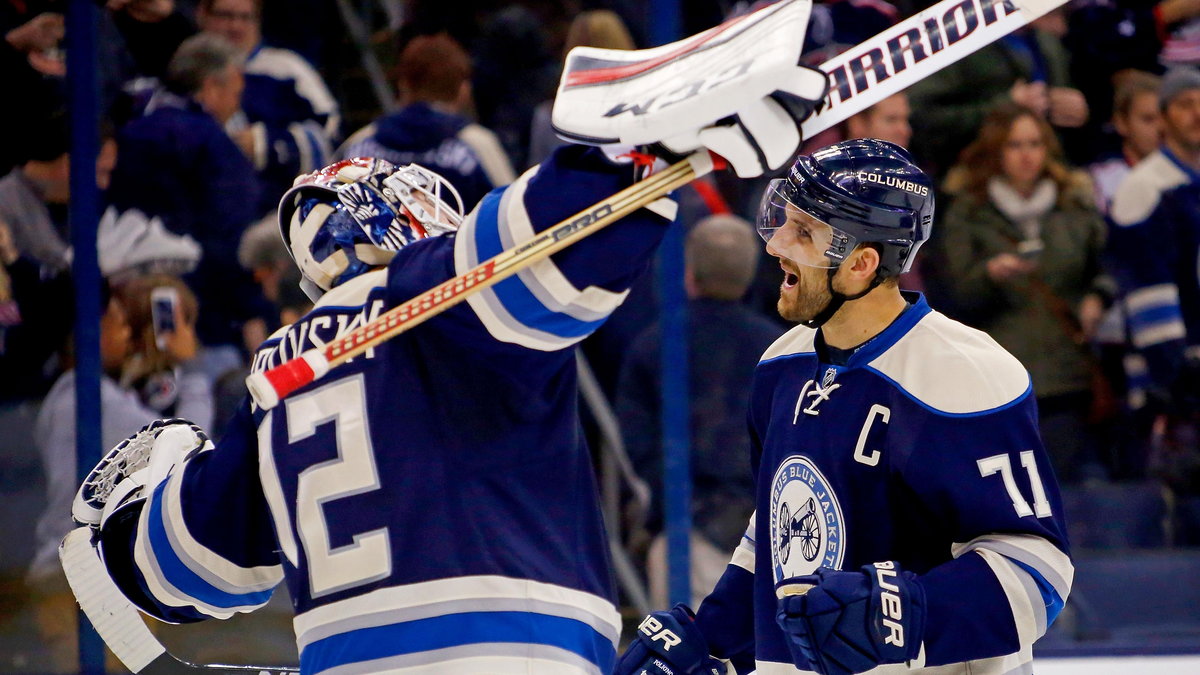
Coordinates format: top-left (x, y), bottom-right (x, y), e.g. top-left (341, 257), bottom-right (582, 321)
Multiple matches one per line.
top-left (617, 139), bottom-right (1073, 675)
top-left (617, 214), bottom-right (784, 608)
top-left (196, 0), bottom-right (340, 210)
top-left (338, 33), bottom-right (515, 210)
top-left (1107, 67), bottom-right (1200, 504)
top-left (108, 33), bottom-right (274, 384)
top-left (106, 0), bottom-right (341, 213)
top-left (68, 30), bottom-right (829, 671)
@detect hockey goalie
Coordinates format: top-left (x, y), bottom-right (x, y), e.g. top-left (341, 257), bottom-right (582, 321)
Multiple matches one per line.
top-left (62, 2), bottom-right (829, 673)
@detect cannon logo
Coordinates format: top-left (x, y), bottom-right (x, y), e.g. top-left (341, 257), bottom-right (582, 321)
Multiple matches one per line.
top-left (770, 455), bottom-right (845, 582)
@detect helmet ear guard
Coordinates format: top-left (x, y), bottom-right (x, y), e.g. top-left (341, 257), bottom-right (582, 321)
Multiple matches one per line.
top-left (277, 158), bottom-right (466, 301)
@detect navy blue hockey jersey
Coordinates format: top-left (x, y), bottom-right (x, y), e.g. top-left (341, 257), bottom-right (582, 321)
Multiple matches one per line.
top-left (115, 146), bottom-right (674, 674)
top-left (1107, 147), bottom-right (1200, 405)
top-left (695, 295), bottom-right (1073, 674)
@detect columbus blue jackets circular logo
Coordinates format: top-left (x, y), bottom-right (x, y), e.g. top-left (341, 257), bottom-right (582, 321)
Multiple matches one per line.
top-left (770, 455), bottom-right (845, 582)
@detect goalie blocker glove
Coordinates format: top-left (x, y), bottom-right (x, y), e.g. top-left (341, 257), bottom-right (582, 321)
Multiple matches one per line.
top-left (614, 604), bottom-right (726, 675)
top-left (551, 0), bottom-right (829, 179)
top-left (775, 562), bottom-right (926, 675)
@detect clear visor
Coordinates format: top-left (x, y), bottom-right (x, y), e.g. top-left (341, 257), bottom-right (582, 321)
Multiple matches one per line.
top-left (756, 178), bottom-right (855, 270)
top-left (383, 164), bottom-right (465, 238)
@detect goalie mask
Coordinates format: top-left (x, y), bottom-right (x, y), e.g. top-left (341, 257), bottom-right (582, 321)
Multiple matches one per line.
top-left (278, 157), bottom-right (466, 301)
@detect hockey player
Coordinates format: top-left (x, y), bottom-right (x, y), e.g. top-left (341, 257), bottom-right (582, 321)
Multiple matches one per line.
top-left (616, 140), bottom-right (1073, 675)
top-left (67, 44), bottom-right (830, 675)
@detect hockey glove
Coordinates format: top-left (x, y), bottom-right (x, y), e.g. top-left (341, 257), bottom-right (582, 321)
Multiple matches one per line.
top-left (614, 604), bottom-right (726, 675)
top-left (551, 1), bottom-right (828, 179)
top-left (775, 562), bottom-right (926, 675)
top-left (72, 418), bottom-right (212, 531)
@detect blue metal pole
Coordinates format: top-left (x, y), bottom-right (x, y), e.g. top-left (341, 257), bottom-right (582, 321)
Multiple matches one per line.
top-left (649, 0), bottom-right (690, 609)
top-left (67, 1), bottom-right (105, 673)
top-left (658, 220), bottom-right (691, 608)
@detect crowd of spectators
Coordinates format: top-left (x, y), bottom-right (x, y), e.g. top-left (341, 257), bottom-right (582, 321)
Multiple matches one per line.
top-left (2, 0), bottom-right (1200, 669)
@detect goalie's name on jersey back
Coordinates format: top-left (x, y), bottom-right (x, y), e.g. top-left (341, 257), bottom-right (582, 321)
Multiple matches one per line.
top-left (251, 273), bottom-right (387, 374)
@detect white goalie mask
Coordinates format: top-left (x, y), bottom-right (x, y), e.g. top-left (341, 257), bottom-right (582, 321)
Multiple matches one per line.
top-left (278, 158), bottom-right (466, 301)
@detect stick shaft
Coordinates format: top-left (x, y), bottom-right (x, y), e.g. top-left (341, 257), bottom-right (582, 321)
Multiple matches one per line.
top-left (249, 153), bottom-right (711, 409)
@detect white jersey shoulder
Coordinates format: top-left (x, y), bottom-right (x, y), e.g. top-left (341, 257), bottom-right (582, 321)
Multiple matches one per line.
top-left (760, 323), bottom-right (817, 362)
top-left (1109, 151), bottom-right (1190, 227)
top-left (868, 310), bottom-right (1030, 415)
top-left (246, 46), bottom-right (339, 118)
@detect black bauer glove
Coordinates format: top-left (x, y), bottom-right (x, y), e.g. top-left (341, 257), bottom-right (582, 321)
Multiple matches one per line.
top-left (775, 562), bottom-right (926, 675)
top-left (614, 604), bottom-right (726, 675)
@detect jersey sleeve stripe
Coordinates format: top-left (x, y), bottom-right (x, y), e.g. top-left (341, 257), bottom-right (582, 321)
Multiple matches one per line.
top-left (498, 179), bottom-right (629, 319)
top-left (160, 464), bottom-right (284, 593)
top-left (971, 548), bottom-right (1041, 654)
top-left (455, 178), bottom-right (612, 350)
top-left (1009, 557), bottom-right (1065, 628)
top-left (952, 533), bottom-right (1073, 602)
top-left (133, 481), bottom-right (276, 618)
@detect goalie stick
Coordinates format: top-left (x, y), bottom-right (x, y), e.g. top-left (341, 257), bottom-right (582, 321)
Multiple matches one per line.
top-left (64, 0), bottom-right (1072, 671)
top-left (244, 0), bottom-right (1069, 411)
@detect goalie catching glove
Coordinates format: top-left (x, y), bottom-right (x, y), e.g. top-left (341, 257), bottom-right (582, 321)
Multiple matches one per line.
top-left (775, 562), bottom-right (926, 675)
top-left (72, 418), bottom-right (213, 533)
top-left (614, 604), bottom-right (727, 675)
top-left (551, 0), bottom-right (828, 178)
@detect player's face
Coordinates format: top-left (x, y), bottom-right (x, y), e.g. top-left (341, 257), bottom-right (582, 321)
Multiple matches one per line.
top-left (1115, 91), bottom-right (1163, 161)
top-left (766, 208), bottom-right (838, 323)
top-left (1164, 89), bottom-right (1200, 153)
top-left (1000, 115), bottom-right (1047, 194)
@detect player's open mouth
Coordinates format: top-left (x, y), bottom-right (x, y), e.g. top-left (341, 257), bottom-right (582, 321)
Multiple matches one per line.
top-left (781, 266), bottom-right (799, 289)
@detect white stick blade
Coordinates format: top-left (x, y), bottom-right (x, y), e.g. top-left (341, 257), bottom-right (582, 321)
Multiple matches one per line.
top-left (60, 527), bottom-right (166, 672)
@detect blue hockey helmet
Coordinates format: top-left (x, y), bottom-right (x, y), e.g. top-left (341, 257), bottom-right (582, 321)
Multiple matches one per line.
top-left (757, 138), bottom-right (934, 279)
top-left (278, 157), bottom-right (465, 301)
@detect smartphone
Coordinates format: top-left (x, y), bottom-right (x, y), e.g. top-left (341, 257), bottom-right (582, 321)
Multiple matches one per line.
top-left (151, 286), bottom-right (180, 351)
top-left (1016, 239), bottom-right (1044, 260)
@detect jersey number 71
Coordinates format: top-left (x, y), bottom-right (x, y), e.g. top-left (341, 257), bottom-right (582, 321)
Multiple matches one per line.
top-left (977, 451), bottom-right (1053, 519)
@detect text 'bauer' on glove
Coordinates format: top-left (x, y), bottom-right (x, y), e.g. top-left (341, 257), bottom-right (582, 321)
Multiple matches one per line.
top-left (614, 604), bottom-right (728, 675)
top-left (775, 562), bottom-right (926, 675)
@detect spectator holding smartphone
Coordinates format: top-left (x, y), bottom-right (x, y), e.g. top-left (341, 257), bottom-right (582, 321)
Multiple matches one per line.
top-left (931, 101), bottom-right (1109, 483)
top-left (114, 274), bottom-right (213, 430)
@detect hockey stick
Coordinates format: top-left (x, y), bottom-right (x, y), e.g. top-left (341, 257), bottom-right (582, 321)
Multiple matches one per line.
top-left (67, 0), bottom-right (1071, 668)
top-left (246, 0), bottom-right (1069, 412)
top-left (245, 152), bottom-right (716, 409)
top-left (59, 527), bottom-right (298, 674)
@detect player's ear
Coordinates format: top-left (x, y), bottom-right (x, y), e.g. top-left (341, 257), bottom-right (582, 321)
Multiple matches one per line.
top-left (847, 244), bottom-right (882, 282)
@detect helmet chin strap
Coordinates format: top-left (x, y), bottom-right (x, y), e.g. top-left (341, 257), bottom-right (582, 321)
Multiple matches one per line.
top-left (799, 266), bottom-right (881, 329)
